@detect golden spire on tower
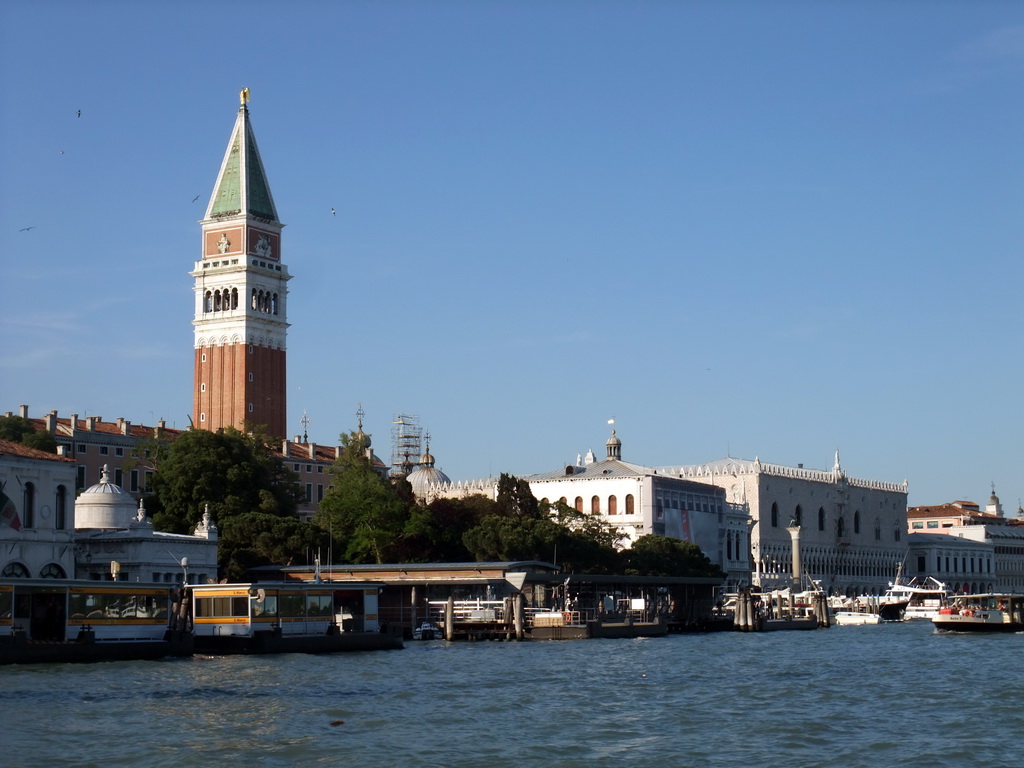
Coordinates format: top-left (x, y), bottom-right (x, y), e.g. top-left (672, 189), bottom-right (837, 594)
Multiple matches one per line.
top-left (240, 87), bottom-right (250, 106)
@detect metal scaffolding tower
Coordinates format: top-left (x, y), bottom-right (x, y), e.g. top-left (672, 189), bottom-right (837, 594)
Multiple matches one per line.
top-left (391, 413), bottom-right (422, 477)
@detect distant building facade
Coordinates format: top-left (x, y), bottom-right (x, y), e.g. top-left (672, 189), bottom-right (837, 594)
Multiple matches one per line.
top-left (517, 432), bottom-right (752, 587)
top-left (907, 493), bottom-right (1024, 594)
top-left (0, 440), bottom-right (77, 578)
top-left (659, 453), bottom-right (909, 596)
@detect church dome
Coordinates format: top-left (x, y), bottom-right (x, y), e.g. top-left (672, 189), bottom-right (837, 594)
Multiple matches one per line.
top-left (406, 442), bottom-right (450, 498)
top-left (75, 465), bottom-right (139, 529)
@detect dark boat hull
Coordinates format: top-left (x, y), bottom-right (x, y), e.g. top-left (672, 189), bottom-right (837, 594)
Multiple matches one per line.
top-left (0, 630), bottom-right (193, 665)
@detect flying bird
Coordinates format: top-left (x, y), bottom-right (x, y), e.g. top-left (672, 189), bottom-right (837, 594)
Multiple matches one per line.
top-left (77, 109), bottom-right (81, 118)
top-left (331, 208), bottom-right (336, 215)
top-left (19, 226), bottom-right (35, 232)
top-left (192, 195), bottom-right (200, 203)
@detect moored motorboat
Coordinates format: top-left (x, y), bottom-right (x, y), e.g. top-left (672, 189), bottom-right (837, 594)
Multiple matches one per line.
top-left (0, 579), bottom-right (192, 665)
top-left (932, 594), bottom-right (1024, 633)
top-left (188, 581), bottom-right (403, 654)
top-left (833, 609), bottom-right (882, 626)
top-left (883, 576), bottom-right (949, 620)
top-left (411, 621), bottom-right (443, 640)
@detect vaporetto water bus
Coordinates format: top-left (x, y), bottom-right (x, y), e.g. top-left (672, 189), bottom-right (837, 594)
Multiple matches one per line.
top-left (0, 578), bottom-right (192, 664)
top-left (931, 594), bottom-right (1024, 633)
top-left (187, 581), bottom-right (403, 654)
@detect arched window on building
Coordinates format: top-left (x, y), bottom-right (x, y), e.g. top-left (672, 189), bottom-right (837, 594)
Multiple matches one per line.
top-left (55, 485), bottom-right (67, 530)
top-left (22, 482), bottom-right (35, 528)
top-left (818, 507), bottom-right (825, 531)
top-left (854, 511), bottom-right (861, 535)
top-left (793, 505), bottom-right (802, 527)
top-left (205, 291), bottom-right (213, 312)
top-left (893, 525), bottom-right (901, 542)
top-left (591, 495), bottom-right (600, 515)
top-left (231, 287), bottom-right (238, 309)
top-left (874, 518), bottom-right (881, 541)
top-left (625, 494), bottom-right (634, 515)
top-left (214, 289), bottom-right (222, 311)
top-left (575, 497), bottom-right (583, 513)
top-left (1, 562), bottom-right (29, 578)
top-left (251, 288), bottom-right (257, 310)
top-left (272, 293), bottom-right (279, 315)
top-left (771, 502), bottom-right (779, 527)
top-left (837, 517), bottom-right (846, 538)
top-left (608, 495), bottom-right (617, 515)
top-left (40, 563), bottom-right (67, 579)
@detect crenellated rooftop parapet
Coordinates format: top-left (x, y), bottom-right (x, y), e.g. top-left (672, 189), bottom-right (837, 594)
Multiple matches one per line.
top-left (662, 459), bottom-right (908, 495)
top-left (424, 477), bottom-right (500, 500)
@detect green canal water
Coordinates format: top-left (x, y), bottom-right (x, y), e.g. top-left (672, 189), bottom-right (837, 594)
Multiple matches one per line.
top-left (3, 620), bottom-right (1021, 767)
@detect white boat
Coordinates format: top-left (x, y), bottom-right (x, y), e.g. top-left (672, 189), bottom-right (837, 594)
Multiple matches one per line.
top-left (188, 581), bottom-right (403, 654)
top-left (882, 576), bottom-right (949, 620)
top-left (0, 579), bottom-right (192, 664)
top-left (932, 594), bottom-right (1024, 633)
top-left (833, 609), bottom-right (882, 626)
top-left (411, 621), bottom-right (443, 640)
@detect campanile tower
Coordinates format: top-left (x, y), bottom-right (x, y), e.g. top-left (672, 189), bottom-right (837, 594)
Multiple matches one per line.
top-left (192, 89), bottom-right (290, 439)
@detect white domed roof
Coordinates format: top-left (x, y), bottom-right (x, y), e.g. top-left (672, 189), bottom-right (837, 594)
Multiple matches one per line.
top-left (408, 464), bottom-right (452, 496)
top-left (75, 465), bottom-right (138, 529)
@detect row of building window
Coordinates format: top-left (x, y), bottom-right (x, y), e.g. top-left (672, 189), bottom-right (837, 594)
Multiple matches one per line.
top-left (769, 503), bottom-right (901, 541)
top-left (9, 484), bottom-right (68, 529)
top-left (541, 496), bottom-right (637, 515)
top-left (73, 445), bottom-right (125, 456)
top-left (202, 288), bottom-right (280, 316)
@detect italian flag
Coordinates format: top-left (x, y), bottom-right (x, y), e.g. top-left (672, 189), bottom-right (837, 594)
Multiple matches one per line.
top-left (0, 484), bottom-right (20, 531)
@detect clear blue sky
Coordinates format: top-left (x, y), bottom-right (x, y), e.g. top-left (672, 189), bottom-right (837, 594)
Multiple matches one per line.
top-left (2, 1), bottom-right (1022, 507)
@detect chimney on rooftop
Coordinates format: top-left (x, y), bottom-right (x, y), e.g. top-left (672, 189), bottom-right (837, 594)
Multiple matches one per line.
top-left (45, 411), bottom-right (57, 433)
top-left (70, 414), bottom-right (79, 431)
top-left (19, 405), bottom-right (29, 418)
top-left (282, 440), bottom-right (290, 458)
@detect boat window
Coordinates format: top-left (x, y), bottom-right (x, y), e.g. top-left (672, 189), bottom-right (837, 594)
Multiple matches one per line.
top-left (253, 594), bottom-right (278, 618)
top-left (69, 590), bottom-right (169, 620)
top-left (306, 594), bottom-right (333, 617)
top-left (279, 592), bottom-right (305, 618)
top-left (195, 596), bottom-right (248, 618)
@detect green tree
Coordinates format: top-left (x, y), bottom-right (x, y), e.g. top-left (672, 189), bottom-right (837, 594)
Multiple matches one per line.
top-left (0, 416), bottom-right (57, 453)
top-left (147, 426), bottom-right (303, 536)
top-left (494, 473), bottom-right (540, 520)
top-left (217, 512), bottom-right (327, 582)
top-left (624, 535), bottom-right (724, 578)
top-left (313, 431), bottom-right (412, 564)
top-left (399, 494), bottom-right (496, 562)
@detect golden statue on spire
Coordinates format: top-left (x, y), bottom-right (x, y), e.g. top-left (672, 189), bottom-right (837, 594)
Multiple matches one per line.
top-left (240, 87), bottom-right (250, 106)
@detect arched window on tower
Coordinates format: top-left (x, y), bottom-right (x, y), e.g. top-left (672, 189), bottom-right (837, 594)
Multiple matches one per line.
top-left (214, 290), bottom-right (223, 311)
top-left (272, 293), bottom-right (278, 315)
top-left (251, 288), bottom-right (257, 310)
top-left (231, 287), bottom-right (238, 309)
top-left (205, 291), bottom-right (213, 313)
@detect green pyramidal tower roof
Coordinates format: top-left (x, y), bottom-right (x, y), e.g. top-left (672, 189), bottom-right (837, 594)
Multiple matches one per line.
top-left (205, 97), bottom-right (279, 222)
